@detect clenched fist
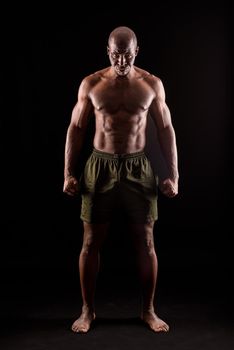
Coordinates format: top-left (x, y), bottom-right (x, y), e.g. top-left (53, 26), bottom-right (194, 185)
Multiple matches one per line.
top-left (159, 178), bottom-right (178, 198)
top-left (63, 175), bottom-right (79, 196)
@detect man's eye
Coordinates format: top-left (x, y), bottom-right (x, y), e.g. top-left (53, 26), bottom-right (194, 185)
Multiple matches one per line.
top-left (111, 53), bottom-right (133, 59)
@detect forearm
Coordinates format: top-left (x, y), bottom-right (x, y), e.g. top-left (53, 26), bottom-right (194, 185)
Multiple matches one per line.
top-left (158, 125), bottom-right (179, 181)
top-left (64, 124), bottom-right (86, 179)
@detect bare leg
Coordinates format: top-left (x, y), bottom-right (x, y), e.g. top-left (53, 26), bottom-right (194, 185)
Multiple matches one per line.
top-left (71, 222), bottom-right (109, 333)
top-left (129, 222), bottom-right (169, 333)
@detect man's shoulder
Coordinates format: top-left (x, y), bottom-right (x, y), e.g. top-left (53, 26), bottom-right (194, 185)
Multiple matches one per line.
top-left (83, 67), bottom-right (109, 84)
top-left (134, 66), bottom-right (162, 85)
top-left (78, 68), bottom-right (109, 93)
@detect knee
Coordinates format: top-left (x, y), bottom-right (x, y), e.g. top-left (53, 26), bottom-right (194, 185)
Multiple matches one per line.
top-left (81, 235), bottom-right (97, 255)
top-left (143, 237), bottom-right (155, 256)
top-left (135, 236), bottom-right (155, 256)
top-left (133, 225), bottom-right (156, 256)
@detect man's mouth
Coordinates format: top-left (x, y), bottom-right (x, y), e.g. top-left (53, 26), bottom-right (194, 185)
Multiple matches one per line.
top-left (115, 65), bottom-right (130, 75)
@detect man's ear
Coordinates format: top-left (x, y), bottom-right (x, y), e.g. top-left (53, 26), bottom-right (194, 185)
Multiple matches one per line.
top-left (107, 46), bottom-right (110, 55)
top-left (135, 46), bottom-right (139, 56)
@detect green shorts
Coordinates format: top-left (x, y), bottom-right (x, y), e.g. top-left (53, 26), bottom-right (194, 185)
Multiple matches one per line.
top-left (80, 149), bottom-right (158, 223)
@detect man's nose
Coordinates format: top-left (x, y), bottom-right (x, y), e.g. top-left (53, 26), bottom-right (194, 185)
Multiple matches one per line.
top-left (118, 54), bottom-right (126, 65)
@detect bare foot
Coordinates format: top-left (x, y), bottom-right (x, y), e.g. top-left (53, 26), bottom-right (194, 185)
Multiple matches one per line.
top-left (71, 309), bottom-right (96, 333)
top-left (141, 310), bottom-right (169, 333)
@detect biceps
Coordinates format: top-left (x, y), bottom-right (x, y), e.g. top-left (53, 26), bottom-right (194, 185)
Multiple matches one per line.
top-left (150, 100), bottom-right (172, 129)
top-left (71, 98), bottom-right (93, 128)
top-left (162, 104), bottom-right (172, 127)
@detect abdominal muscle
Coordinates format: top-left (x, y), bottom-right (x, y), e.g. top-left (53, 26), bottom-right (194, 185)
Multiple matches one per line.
top-left (93, 111), bottom-right (147, 154)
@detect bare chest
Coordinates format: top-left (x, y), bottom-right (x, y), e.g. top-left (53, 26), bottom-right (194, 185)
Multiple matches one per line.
top-left (90, 79), bottom-right (154, 114)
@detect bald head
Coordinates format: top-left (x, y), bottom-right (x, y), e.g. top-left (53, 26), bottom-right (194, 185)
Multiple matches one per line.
top-left (108, 26), bottom-right (138, 49)
top-left (107, 26), bottom-right (139, 77)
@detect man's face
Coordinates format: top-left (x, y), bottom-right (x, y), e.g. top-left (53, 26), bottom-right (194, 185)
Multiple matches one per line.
top-left (107, 39), bottom-right (138, 77)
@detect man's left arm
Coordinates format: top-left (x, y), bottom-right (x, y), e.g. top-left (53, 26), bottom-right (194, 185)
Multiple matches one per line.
top-left (149, 77), bottom-right (179, 198)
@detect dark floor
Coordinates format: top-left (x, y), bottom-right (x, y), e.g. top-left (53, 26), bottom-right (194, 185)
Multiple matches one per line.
top-left (0, 267), bottom-right (233, 350)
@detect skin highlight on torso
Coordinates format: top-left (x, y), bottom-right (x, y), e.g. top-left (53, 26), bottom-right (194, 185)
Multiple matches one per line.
top-left (87, 66), bottom-right (157, 154)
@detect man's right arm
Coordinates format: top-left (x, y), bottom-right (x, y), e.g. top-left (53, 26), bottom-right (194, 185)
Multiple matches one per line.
top-left (63, 77), bottom-right (93, 196)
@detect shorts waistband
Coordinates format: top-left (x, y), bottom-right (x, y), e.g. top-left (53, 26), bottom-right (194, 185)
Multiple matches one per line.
top-left (92, 148), bottom-right (145, 160)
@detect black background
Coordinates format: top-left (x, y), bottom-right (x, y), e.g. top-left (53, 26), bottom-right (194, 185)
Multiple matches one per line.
top-left (1, 1), bottom-right (233, 342)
